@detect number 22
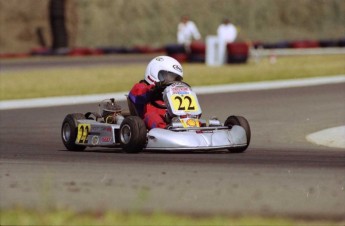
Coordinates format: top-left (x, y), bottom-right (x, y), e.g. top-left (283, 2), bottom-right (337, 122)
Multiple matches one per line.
top-left (78, 124), bottom-right (90, 143)
top-left (174, 96), bottom-right (195, 110)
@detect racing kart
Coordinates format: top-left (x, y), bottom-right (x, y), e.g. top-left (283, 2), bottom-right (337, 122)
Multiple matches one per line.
top-left (61, 82), bottom-right (251, 153)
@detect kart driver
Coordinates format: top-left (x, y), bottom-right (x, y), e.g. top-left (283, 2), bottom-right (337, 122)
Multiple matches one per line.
top-left (128, 56), bottom-right (183, 129)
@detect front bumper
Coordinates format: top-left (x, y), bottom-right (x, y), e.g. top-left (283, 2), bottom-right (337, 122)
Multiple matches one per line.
top-left (145, 125), bottom-right (247, 150)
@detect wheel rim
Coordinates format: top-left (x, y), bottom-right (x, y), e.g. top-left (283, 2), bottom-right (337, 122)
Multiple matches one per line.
top-left (120, 124), bottom-right (131, 144)
top-left (62, 123), bottom-right (71, 142)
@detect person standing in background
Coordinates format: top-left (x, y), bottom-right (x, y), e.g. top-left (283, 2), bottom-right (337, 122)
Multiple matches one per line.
top-left (177, 15), bottom-right (201, 50)
top-left (217, 18), bottom-right (237, 44)
top-left (217, 18), bottom-right (237, 63)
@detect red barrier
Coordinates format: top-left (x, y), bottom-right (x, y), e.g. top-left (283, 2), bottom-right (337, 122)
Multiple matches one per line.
top-left (69, 48), bottom-right (103, 56)
top-left (227, 42), bottom-right (249, 63)
top-left (170, 53), bottom-right (188, 63)
top-left (189, 41), bottom-right (206, 62)
top-left (190, 41), bottom-right (206, 54)
top-left (132, 45), bottom-right (166, 54)
top-left (0, 52), bottom-right (30, 59)
top-left (290, 40), bottom-right (319, 48)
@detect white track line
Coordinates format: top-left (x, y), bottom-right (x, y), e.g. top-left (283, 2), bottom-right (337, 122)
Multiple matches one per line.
top-left (306, 126), bottom-right (345, 149)
top-left (0, 75), bottom-right (344, 110)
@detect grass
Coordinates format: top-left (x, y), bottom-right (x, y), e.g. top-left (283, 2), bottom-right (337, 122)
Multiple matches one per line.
top-left (1, 209), bottom-right (343, 226)
top-left (0, 54), bottom-right (344, 101)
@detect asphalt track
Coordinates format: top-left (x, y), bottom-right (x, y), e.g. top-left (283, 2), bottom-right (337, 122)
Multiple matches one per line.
top-left (1, 80), bottom-right (344, 220)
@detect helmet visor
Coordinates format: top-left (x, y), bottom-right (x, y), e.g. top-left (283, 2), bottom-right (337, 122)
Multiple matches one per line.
top-left (158, 71), bottom-right (183, 83)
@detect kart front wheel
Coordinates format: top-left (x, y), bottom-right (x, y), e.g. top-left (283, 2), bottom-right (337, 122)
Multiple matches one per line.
top-left (120, 116), bottom-right (147, 153)
top-left (225, 115), bottom-right (251, 153)
top-left (61, 113), bottom-right (86, 151)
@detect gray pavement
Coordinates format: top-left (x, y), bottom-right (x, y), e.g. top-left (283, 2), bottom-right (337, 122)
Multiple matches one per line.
top-left (0, 83), bottom-right (345, 220)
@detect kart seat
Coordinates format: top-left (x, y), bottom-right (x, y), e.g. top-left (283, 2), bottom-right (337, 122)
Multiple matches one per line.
top-left (126, 96), bottom-right (139, 117)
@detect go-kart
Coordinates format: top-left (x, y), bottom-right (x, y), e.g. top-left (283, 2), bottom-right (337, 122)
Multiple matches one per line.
top-left (61, 81), bottom-right (251, 153)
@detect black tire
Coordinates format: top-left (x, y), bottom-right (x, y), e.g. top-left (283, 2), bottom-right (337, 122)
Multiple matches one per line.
top-left (224, 115), bottom-right (251, 153)
top-left (120, 116), bottom-right (147, 153)
top-left (61, 113), bottom-right (86, 151)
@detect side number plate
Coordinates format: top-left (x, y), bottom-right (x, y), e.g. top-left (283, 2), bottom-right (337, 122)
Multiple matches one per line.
top-left (77, 124), bottom-right (91, 144)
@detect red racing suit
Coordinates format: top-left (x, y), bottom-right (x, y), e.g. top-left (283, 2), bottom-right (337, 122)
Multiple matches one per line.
top-left (128, 80), bottom-right (167, 129)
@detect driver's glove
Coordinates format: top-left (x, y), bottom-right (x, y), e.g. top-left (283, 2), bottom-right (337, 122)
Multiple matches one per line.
top-left (155, 81), bottom-right (166, 88)
top-left (149, 82), bottom-right (165, 101)
top-left (152, 82), bottom-right (165, 93)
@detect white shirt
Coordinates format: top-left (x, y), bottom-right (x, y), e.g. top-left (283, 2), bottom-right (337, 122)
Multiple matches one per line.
top-left (177, 21), bottom-right (201, 45)
top-left (217, 23), bottom-right (237, 43)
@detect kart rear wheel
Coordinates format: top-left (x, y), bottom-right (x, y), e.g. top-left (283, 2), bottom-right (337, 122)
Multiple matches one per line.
top-left (225, 115), bottom-right (251, 153)
top-left (120, 116), bottom-right (147, 153)
top-left (61, 113), bottom-right (86, 151)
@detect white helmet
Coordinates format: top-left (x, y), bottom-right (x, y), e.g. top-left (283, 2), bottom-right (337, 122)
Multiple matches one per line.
top-left (144, 56), bottom-right (183, 85)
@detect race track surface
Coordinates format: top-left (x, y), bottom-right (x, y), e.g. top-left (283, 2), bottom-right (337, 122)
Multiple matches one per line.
top-left (1, 82), bottom-right (344, 220)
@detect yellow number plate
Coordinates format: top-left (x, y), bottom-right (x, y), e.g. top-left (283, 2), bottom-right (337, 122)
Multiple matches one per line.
top-left (77, 124), bottom-right (91, 144)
